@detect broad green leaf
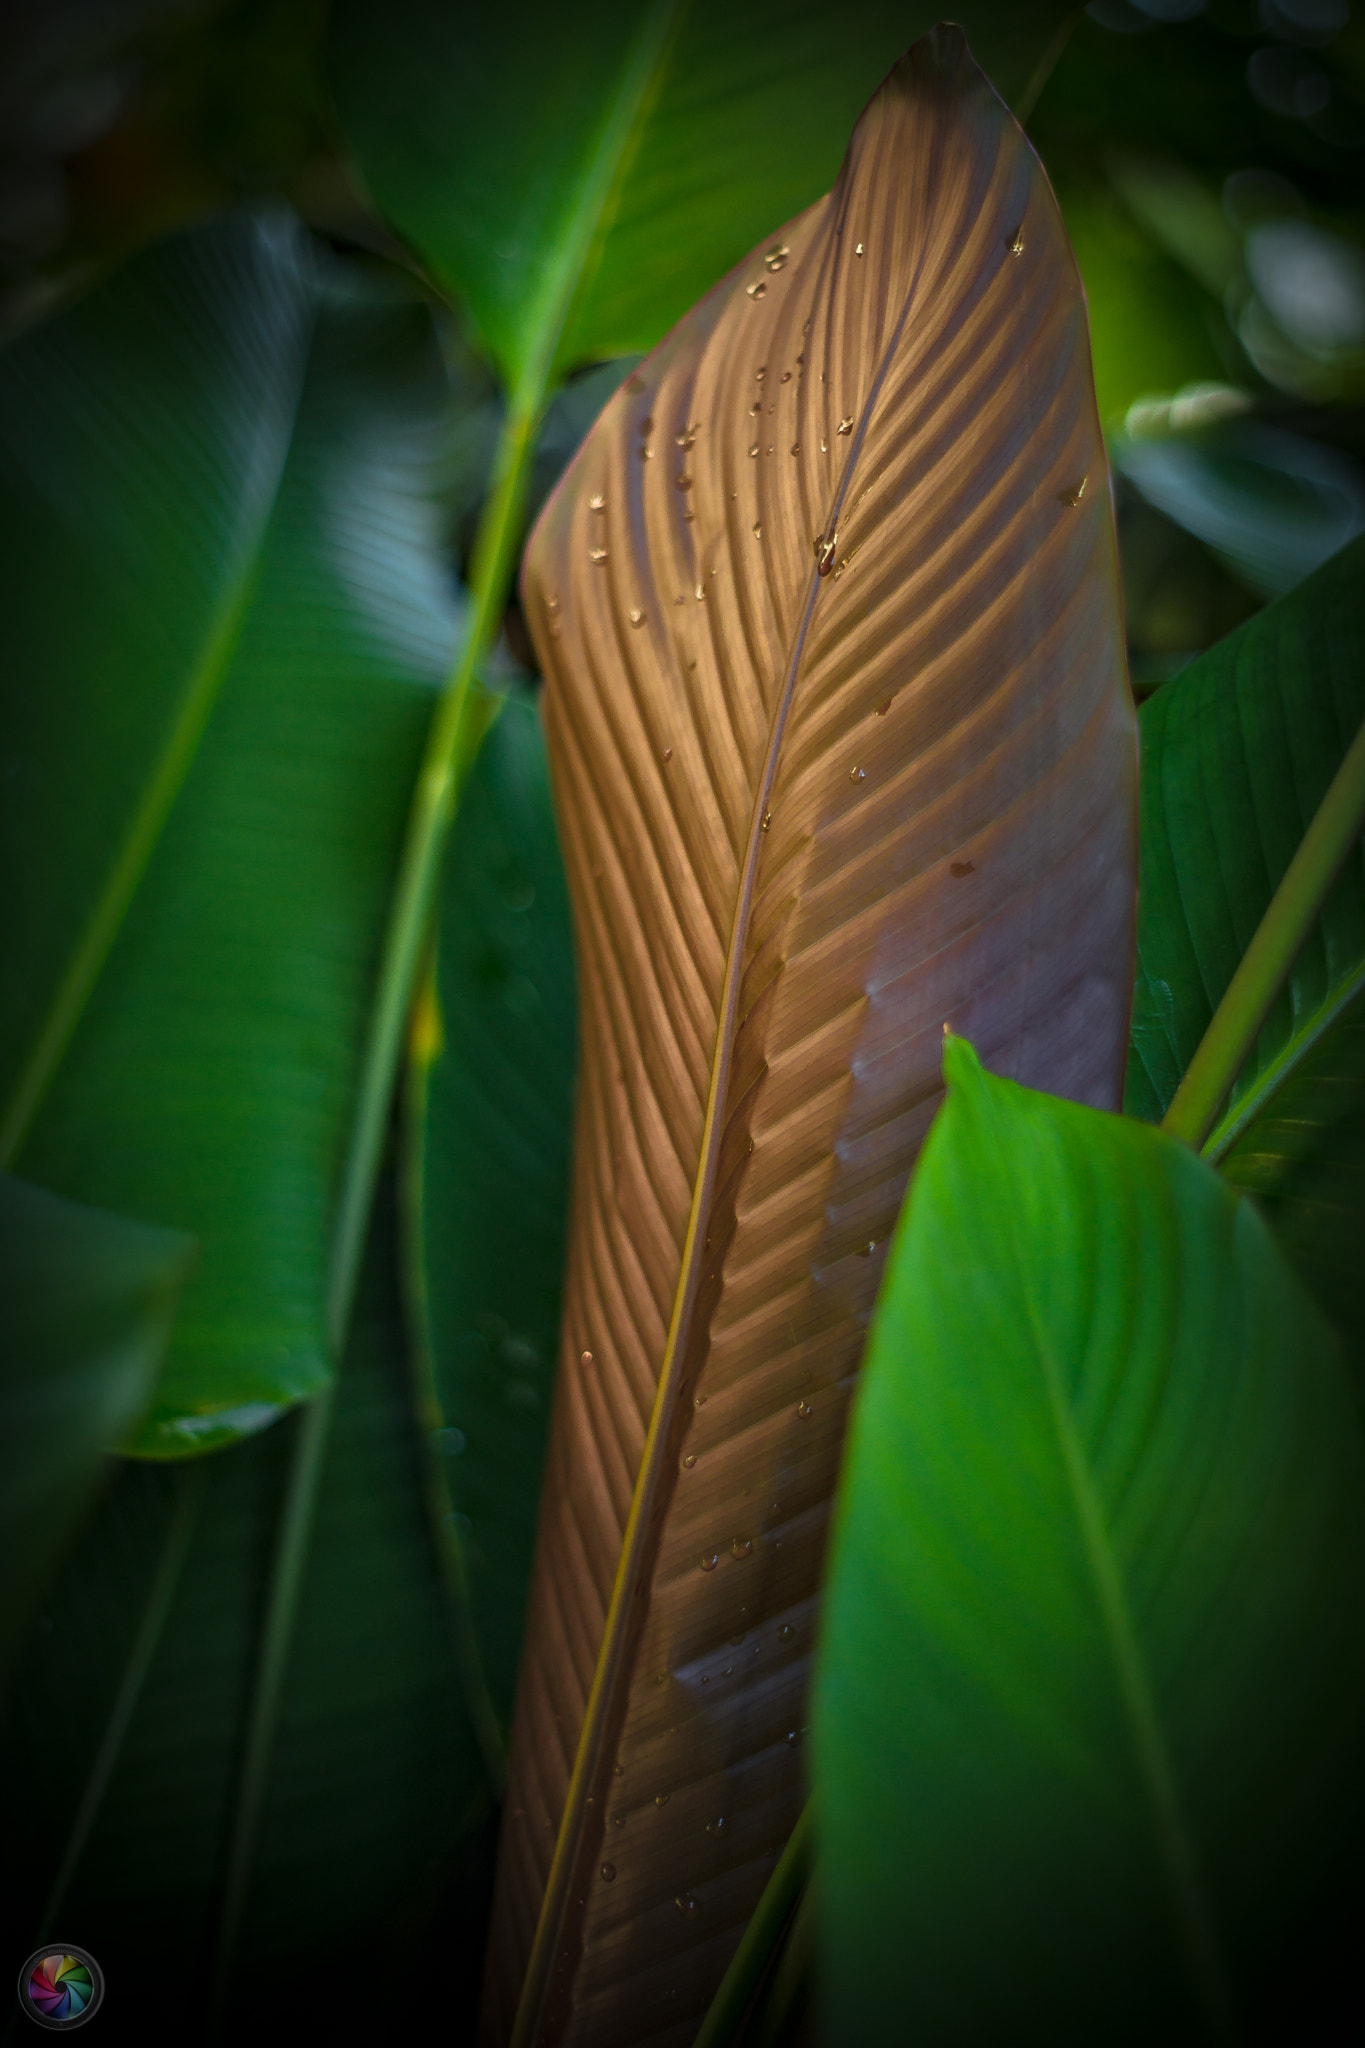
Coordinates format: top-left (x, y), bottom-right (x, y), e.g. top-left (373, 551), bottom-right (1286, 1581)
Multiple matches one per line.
top-left (0, 1177), bottom-right (193, 1683)
top-left (0, 215), bottom-right (466, 1454)
top-left (1054, 181), bottom-right (1227, 428)
top-left (1, 1181), bottom-right (491, 2037)
top-left (1125, 534), bottom-right (1365, 1151)
top-left (485, 36), bottom-right (1136, 2041)
top-left (327, 0), bottom-right (1074, 391)
top-left (814, 1037), bottom-right (1365, 2044)
top-left (405, 694), bottom-right (577, 1730)
top-left (1112, 420), bottom-right (1365, 601)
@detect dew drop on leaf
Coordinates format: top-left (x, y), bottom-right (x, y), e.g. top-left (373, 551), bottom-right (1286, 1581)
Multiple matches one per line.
top-left (700, 1551), bottom-right (718, 1572)
top-left (601, 1863), bottom-right (616, 1882)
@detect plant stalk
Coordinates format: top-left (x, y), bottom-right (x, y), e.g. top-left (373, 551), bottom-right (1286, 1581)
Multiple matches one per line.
top-left (36, 1465), bottom-right (204, 1941)
top-left (693, 1805), bottom-right (811, 2048)
top-left (204, 385), bottom-right (544, 2028)
top-left (1162, 712), bottom-right (1365, 1153)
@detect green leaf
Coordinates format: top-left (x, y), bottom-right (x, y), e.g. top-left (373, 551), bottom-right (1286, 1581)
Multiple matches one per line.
top-left (327, 0), bottom-right (1074, 392)
top-left (1, 215), bottom-right (467, 1454)
top-left (404, 693), bottom-right (577, 1727)
top-left (1125, 534), bottom-right (1365, 1152)
top-left (814, 1037), bottom-right (1365, 2044)
top-left (0, 1176), bottom-right (193, 1683)
top-left (2, 1177), bottom-right (491, 2037)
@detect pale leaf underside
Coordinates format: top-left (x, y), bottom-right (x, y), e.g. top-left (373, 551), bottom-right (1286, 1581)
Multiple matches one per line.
top-left (485, 29), bottom-right (1137, 2046)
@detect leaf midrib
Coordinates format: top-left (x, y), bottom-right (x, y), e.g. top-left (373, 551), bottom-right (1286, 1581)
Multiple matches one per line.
top-left (511, 176), bottom-right (952, 2041)
top-left (0, 305), bottom-right (317, 1172)
top-left (985, 1077), bottom-right (1233, 2043)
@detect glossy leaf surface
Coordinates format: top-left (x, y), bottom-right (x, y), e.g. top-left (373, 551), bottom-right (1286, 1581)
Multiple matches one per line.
top-left (815, 1038), bottom-right (1365, 2043)
top-left (0, 217), bottom-right (463, 1454)
top-left (328, 0), bottom-right (1073, 389)
top-left (0, 1177), bottom-right (193, 1682)
top-left (489, 33), bottom-right (1136, 2044)
top-left (405, 694), bottom-right (577, 1726)
top-left (2, 1185), bottom-right (491, 2042)
top-left (1125, 535), bottom-right (1365, 1156)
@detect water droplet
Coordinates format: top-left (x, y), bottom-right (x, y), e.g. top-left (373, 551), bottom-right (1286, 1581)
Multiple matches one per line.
top-left (675, 472), bottom-right (692, 491)
top-left (700, 1551), bottom-right (718, 1572)
top-left (629, 607), bottom-right (645, 627)
top-left (755, 366), bottom-right (766, 382)
top-left (850, 765), bottom-right (865, 782)
top-left (748, 401), bottom-right (761, 417)
top-left (683, 507), bottom-right (695, 521)
top-left (694, 583), bottom-right (705, 601)
top-left (760, 810), bottom-right (772, 833)
top-left (706, 1816), bottom-right (727, 1836)
top-left (722, 1667), bottom-right (733, 1677)
top-left (796, 352), bottom-right (804, 365)
top-left (752, 523), bottom-right (762, 539)
top-left (731, 1536), bottom-right (753, 1560)
top-left (676, 1895), bottom-right (700, 1919)
top-left (614, 1762), bottom-right (624, 1775)
top-left (1057, 476), bottom-right (1088, 506)
top-left (780, 370), bottom-right (791, 383)
top-left (815, 533), bottom-right (837, 576)
top-left (1010, 225), bottom-right (1025, 256)
top-left (797, 1398), bottom-right (812, 1418)
top-left (779, 1623), bottom-right (794, 1642)
top-left (581, 1350), bottom-right (593, 1368)
top-left (695, 1393), bottom-right (707, 1409)
top-left (749, 444), bottom-right (759, 458)
top-left (837, 416), bottom-right (853, 436)
top-left (875, 696), bottom-right (892, 716)
top-left (589, 547), bottom-right (608, 564)
top-left (746, 279), bottom-right (767, 299)
top-left (820, 438), bottom-right (828, 454)
top-left (765, 244), bottom-right (789, 271)
top-left (791, 443), bottom-right (801, 456)
top-left (663, 746), bottom-right (673, 761)
top-left (639, 445), bottom-right (653, 461)
top-left (747, 1137), bottom-right (755, 1154)
top-left (682, 1451), bottom-right (696, 1468)
top-left (601, 1862), bottom-right (616, 1882)
top-left (859, 1239), bottom-right (876, 1256)
top-left (656, 1791), bottom-right (670, 1806)
top-left (589, 493), bottom-right (606, 513)
top-left (700, 1674), bottom-right (709, 1685)
top-left (786, 1728), bottom-right (802, 1746)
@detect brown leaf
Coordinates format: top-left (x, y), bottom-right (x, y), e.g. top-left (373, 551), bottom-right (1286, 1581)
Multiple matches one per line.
top-left (485, 27), bottom-right (1136, 2046)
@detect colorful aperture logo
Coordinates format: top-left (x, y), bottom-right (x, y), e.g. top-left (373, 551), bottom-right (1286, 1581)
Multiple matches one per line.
top-left (17, 1948), bottom-right (103, 2030)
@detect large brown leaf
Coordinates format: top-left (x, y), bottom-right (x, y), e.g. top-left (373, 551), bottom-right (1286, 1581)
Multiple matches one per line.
top-left (486, 28), bottom-right (1137, 2047)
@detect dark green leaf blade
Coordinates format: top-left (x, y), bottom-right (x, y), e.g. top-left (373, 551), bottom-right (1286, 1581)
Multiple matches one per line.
top-left (1, 1178), bottom-right (490, 2041)
top-left (327, 0), bottom-right (1074, 389)
top-left (814, 1037), bottom-right (1365, 2044)
top-left (1125, 533), bottom-right (1365, 1146)
top-left (0, 1176), bottom-right (193, 1681)
top-left (405, 693), bottom-right (577, 1727)
top-left (1, 218), bottom-right (466, 1453)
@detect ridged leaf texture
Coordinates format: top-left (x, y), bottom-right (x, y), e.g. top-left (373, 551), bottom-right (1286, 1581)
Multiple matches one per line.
top-left (815, 1039), bottom-right (1365, 2042)
top-left (487, 30), bottom-right (1137, 2046)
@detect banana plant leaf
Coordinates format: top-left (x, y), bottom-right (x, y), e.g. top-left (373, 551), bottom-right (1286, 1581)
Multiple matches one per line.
top-left (0, 1176), bottom-right (193, 1684)
top-left (327, 0), bottom-right (1075, 391)
top-left (0, 214), bottom-right (466, 1454)
top-left (404, 692), bottom-right (578, 1732)
top-left (814, 1036), bottom-right (1365, 2044)
top-left (484, 33), bottom-right (1137, 2044)
top-left (1, 1179), bottom-right (491, 2043)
